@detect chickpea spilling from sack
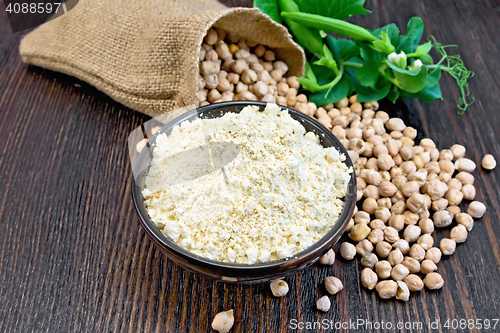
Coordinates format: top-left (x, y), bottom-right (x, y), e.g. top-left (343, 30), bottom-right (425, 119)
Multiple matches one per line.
top-left (197, 28), bottom-right (319, 116)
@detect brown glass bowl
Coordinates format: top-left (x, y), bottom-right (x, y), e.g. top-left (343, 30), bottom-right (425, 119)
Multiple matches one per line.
top-left (132, 101), bottom-right (356, 283)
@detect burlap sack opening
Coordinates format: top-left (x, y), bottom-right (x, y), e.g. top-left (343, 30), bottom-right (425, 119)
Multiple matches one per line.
top-left (19, 0), bottom-right (305, 117)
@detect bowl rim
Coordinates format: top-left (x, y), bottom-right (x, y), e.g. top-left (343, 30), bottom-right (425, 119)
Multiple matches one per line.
top-left (131, 101), bottom-right (356, 274)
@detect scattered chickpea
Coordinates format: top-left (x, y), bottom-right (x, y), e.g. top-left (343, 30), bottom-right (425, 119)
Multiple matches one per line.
top-left (409, 244), bottom-right (426, 261)
top-left (455, 158), bottom-right (476, 173)
top-left (456, 213), bottom-right (474, 231)
top-left (404, 225), bottom-right (422, 243)
top-left (319, 249), bottom-right (335, 265)
top-left (376, 280), bottom-right (398, 299)
top-left (482, 154), bottom-right (496, 170)
top-left (417, 234), bottom-right (434, 250)
top-left (418, 218), bottom-right (435, 235)
top-left (404, 274), bottom-right (424, 292)
top-left (391, 264), bottom-right (410, 281)
top-left (433, 210), bottom-right (453, 228)
top-left (136, 138), bottom-right (148, 153)
top-left (440, 238), bottom-right (456, 255)
top-left (420, 259), bottom-right (437, 274)
top-left (325, 276), bottom-right (343, 295)
top-left (450, 225), bottom-right (468, 243)
top-left (392, 239), bottom-right (410, 255)
top-left (316, 296), bottom-right (331, 312)
top-left (361, 253), bottom-right (379, 269)
top-left (349, 224), bottom-right (371, 242)
top-left (361, 268), bottom-right (378, 290)
top-left (212, 309), bottom-right (234, 333)
top-left (270, 279), bottom-right (289, 297)
top-left (423, 272), bottom-right (444, 290)
top-left (340, 242), bottom-right (357, 260)
top-left (388, 248), bottom-right (404, 266)
top-left (467, 201), bottom-right (486, 218)
top-left (356, 239), bottom-right (373, 256)
top-left (396, 281), bottom-right (410, 302)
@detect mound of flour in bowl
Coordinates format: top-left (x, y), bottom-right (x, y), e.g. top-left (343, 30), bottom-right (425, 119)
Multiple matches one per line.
top-left (142, 103), bottom-right (351, 264)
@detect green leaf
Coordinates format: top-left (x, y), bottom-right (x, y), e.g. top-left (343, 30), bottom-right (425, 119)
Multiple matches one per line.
top-left (304, 61), bottom-right (318, 83)
top-left (425, 68), bottom-right (441, 88)
top-left (313, 57), bottom-right (338, 72)
top-left (396, 17), bottom-right (424, 54)
top-left (296, 0), bottom-right (371, 21)
top-left (386, 85), bottom-right (400, 103)
top-left (400, 81), bottom-right (443, 103)
top-left (357, 44), bottom-right (382, 88)
top-left (370, 23), bottom-right (400, 47)
top-left (309, 76), bottom-right (350, 105)
top-left (253, 0), bottom-right (282, 23)
top-left (325, 36), bottom-right (359, 62)
top-left (415, 41), bottom-right (432, 55)
top-left (420, 54), bottom-right (433, 64)
top-left (344, 63), bottom-right (392, 102)
top-left (393, 65), bottom-right (428, 93)
top-left (372, 40), bottom-right (395, 54)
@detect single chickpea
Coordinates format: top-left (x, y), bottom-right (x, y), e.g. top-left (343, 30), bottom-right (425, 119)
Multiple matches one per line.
top-left (361, 268), bottom-right (378, 290)
top-left (375, 207), bottom-right (391, 223)
top-left (448, 178), bottom-right (463, 191)
top-left (400, 145), bottom-right (414, 161)
top-left (376, 280), bottom-right (398, 299)
top-left (212, 309), bottom-right (234, 333)
top-left (403, 127), bottom-right (417, 139)
top-left (261, 94), bottom-right (276, 103)
top-left (409, 244), bottom-right (425, 261)
top-left (376, 241), bottom-right (392, 258)
top-left (340, 242), bottom-right (356, 260)
top-left (254, 45), bottom-right (266, 57)
top-left (404, 274), bottom-right (424, 292)
top-left (364, 185), bottom-right (380, 200)
top-left (316, 296), bottom-right (331, 312)
top-left (482, 154), bottom-right (496, 170)
top-left (432, 198), bottom-right (449, 212)
top-left (417, 234), bottom-right (434, 250)
top-left (356, 239), bottom-right (374, 256)
top-left (378, 154), bottom-right (395, 171)
top-left (433, 210), bottom-right (452, 228)
top-left (402, 257), bottom-right (421, 274)
top-left (368, 229), bottom-right (384, 244)
top-left (386, 118), bottom-right (406, 132)
top-left (270, 279), bottom-right (289, 297)
top-left (325, 276), bottom-right (343, 295)
top-left (384, 227), bottom-right (400, 244)
top-left (392, 239), bottom-right (410, 255)
top-left (404, 210), bottom-right (420, 226)
top-left (319, 249), bottom-right (335, 265)
top-left (406, 193), bottom-right (426, 213)
top-left (425, 247), bottom-right (442, 264)
top-left (388, 248), bottom-right (404, 266)
top-left (450, 144), bottom-right (466, 160)
top-left (438, 171), bottom-right (452, 183)
top-left (361, 253), bottom-right (379, 269)
top-left (364, 169), bottom-right (382, 186)
top-left (455, 213), bottom-right (474, 231)
top-left (231, 59), bottom-right (248, 74)
top-left (419, 218), bottom-right (435, 235)
top-left (204, 73), bottom-right (219, 90)
top-left (456, 171), bottom-right (474, 185)
top-left (391, 191), bottom-right (405, 204)
top-left (423, 272), bottom-right (444, 290)
top-left (369, 219), bottom-right (385, 230)
top-left (362, 198), bottom-right (378, 214)
top-left (404, 225), bottom-right (422, 243)
top-left (450, 224), bottom-right (468, 243)
top-left (420, 259), bottom-right (437, 274)
top-left (467, 201), bottom-right (486, 218)
top-left (446, 188), bottom-right (464, 206)
top-left (375, 260), bottom-right (392, 279)
top-left (391, 264), bottom-right (410, 281)
top-left (263, 50), bottom-right (276, 62)
top-left (440, 238), bottom-right (456, 255)
top-left (401, 181), bottom-right (420, 197)
top-left (461, 184), bottom-right (476, 201)
top-left (390, 201), bottom-right (406, 215)
top-left (455, 158), bottom-right (476, 173)
top-left (388, 214), bottom-right (405, 231)
top-left (377, 197), bottom-right (392, 209)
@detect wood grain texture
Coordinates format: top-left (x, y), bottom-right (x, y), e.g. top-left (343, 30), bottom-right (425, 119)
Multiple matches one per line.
top-left (1, 0), bottom-right (500, 332)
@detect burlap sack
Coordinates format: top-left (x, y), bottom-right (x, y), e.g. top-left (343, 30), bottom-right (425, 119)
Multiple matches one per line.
top-left (19, 0), bottom-right (305, 117)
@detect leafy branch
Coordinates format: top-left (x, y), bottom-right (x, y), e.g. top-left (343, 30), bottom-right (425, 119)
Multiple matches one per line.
top-left (254, 0), bottom-right (475, 113)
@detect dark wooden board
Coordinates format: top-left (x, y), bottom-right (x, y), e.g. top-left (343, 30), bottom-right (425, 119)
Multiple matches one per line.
top-left (1, 0), bottom-right (499, 332)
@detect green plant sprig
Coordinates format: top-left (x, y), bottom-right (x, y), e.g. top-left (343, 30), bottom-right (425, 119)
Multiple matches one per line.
top-left (253, 0), bottom-right (475, 113)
